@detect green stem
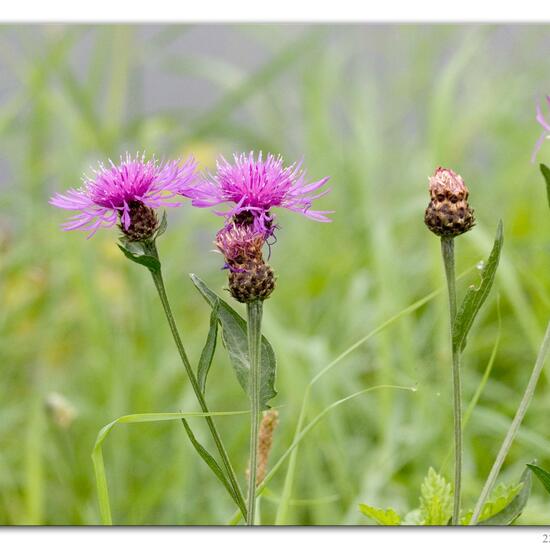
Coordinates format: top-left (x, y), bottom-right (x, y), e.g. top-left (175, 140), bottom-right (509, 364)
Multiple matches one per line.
top-left (246, 300), bottom-right (263, 526)
top-left (147, 244), bottom-right (246, 518)
top-left (441, 236), bottom-right (462, 525)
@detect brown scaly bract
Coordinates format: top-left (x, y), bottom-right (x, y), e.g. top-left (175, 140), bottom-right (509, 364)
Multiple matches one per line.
top-left (424, 167), bottom-right (475, 238)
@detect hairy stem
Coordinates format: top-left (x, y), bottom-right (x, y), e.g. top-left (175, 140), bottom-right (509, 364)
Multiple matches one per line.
top-left (470, 320), bottom-right (550, 525)
top-left (441, 236), bottom-right (462, 525)
top-left (148, 244), bottom-right (246, 518)
top-left (246, 300), bottom-right (263, 526)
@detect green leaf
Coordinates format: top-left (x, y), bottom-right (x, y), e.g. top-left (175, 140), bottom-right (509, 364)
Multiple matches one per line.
top-left (478, 467), bottom-right (532, 525)
top-left (527, 463), bottom-right (550, 495)
top-left (359, 503), bottom-right (401, 525)
top-left (540, 164), bottom-right (550, 210)
top-left (180, 418), bottom-right (246, 517)
top-left (117, 238), bottom-right (160, 273)
top-left (419, 467), bottom-right (453, 525)
top-left (461, 482), bottom-right (523, 525)
top-left (155, 211), bottom-right (168, 239)
top-left (453, 221), bottom-right (503, 353)
top-left (190, 274), bottom-right (277, 409)
top-left (197, 301), bottom-right (219, 393)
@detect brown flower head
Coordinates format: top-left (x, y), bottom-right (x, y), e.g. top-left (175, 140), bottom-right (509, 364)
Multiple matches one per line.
top-left (215, 223), bottom-right (275, 303)
top-left (424, 167), bottom-right (475, 237)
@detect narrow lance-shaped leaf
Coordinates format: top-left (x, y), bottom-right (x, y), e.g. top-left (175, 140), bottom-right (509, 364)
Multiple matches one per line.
top-left (197, 300), bottom-right (219, 393)
top-left (478, 467), bottom-right (531, 525)
top-left (540, 164), bottom-right (550, 210)
top-left (180, 418), bottom-right (246, 517)
top-left (527, 463), bottom-right (550, 495)
top-left (453, 220), bottom-right (503, 352)
top-left (190, 273), bottom-right (277, 409)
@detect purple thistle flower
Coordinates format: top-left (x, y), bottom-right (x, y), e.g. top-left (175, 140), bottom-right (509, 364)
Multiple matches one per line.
top-left (50, 153), bottom-right (198, 238)
top-left (532, 95), bottom-right (550, 163)
top-left (184, 151), bottom-right (333, 237)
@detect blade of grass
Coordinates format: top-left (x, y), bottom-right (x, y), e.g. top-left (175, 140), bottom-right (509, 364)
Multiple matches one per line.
top-left (91, 409), bottom-right (248, 525)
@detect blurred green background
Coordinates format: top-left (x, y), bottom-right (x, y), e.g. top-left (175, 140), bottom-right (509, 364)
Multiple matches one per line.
top-left (1, 24), bottom-right (550, 525)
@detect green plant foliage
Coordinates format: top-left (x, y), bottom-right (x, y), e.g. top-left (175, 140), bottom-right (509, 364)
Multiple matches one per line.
top-left (117, 239), bottom-right (161, 273)
top-left (527, 463), bottom-right (550, 495)
top-left (419, 467), bottom-right (453, 525)
top-left (197, 301), bottom-right (219, 393)
top-left (540, 164), bottom-right (550, 209)
top-left (476, 467), bottom-right (531, 525)
top-left (180, 418), bottom-right (245, 516)
top-left (190, 274), bottom-right (277, 409)
top-left (461, 482), bottom-right (523, 525)
top-left (358, 503), bottom-right (401, 525)
top-left (453, 221), bottom-right (503, 353)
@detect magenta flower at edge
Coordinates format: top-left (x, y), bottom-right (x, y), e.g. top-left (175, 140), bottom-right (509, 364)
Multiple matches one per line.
top-left (184, 151), bottom-right (333, 237)
top-left (532, 95), bottom-right (550, 163)
top-left (50, 153), bottom-right (198, 237)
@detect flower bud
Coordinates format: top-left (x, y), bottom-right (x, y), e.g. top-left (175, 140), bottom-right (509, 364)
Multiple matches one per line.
top-left (424, 167), bottom-right (475, 237)
top-left (215, 223), bottom-right (276, 303)
top-left (120, 201), bottom-right (159, 241)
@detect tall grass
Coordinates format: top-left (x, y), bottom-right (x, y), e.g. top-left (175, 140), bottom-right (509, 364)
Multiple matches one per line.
top-left (0, 24), bottom-right (549, 525)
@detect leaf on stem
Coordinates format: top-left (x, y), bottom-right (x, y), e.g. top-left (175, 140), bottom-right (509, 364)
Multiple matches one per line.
top-left (527, 463), bottom-right (550, 495)
top-left (197, 301), bottom-right (219, 393)
top-left (477, 467), bottom-right (531, 525)
top-left (453, 220), bottom-right (503, 352)
top-left (117, 238), bottom-right (160, 273)
top-left (190, 274), bottom-right (277, 410)
top-left (461, 481), bottom-right (523, 525)
top-left (180, 418), bottom-right (246, 517)
top-left (540, 164), bottom-right (550, 209)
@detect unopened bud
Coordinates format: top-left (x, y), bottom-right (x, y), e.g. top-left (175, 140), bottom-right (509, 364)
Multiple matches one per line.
top-left (424, 167), bottom-right (475, 238)
top-left (216, 223), bottom-right (276, 303)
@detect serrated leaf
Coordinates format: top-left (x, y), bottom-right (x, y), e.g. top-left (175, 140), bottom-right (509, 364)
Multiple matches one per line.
top-left (453, 221), bottom-right (503, 353)
top-left (478, 467), bottom-right (531, 525)
top-left (117, 238), bottom-right (161, 273)
top-left (180, 418), bottom-right (246, 517)
top-left (540, 164), bottom-right (550, 210)
top-left (419, 467), bottom-right (453, 525)
top-left (359, 503), bottom-right (401, 525)
top-left (197, 301), bottom-right (219, 393)
top-left (527, 463), bottom-right (550, 495)
top-left (461, 482), bottom-right (523, 525)
top-left (190, 274), bottom-right (277, 409)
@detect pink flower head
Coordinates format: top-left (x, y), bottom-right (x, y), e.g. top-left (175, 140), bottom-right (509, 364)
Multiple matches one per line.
top-left (532, 95), bottom-right (550, 163)
top-left (50, 153), bottom-right (198, 237)
top-left (185, 151), bottom-right (333, 237)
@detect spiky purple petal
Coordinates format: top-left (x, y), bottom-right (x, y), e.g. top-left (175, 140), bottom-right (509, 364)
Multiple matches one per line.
top-left (184, 151), bottom-right (333, 236)
top-left (50, 153), bottom-right (198, 237)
